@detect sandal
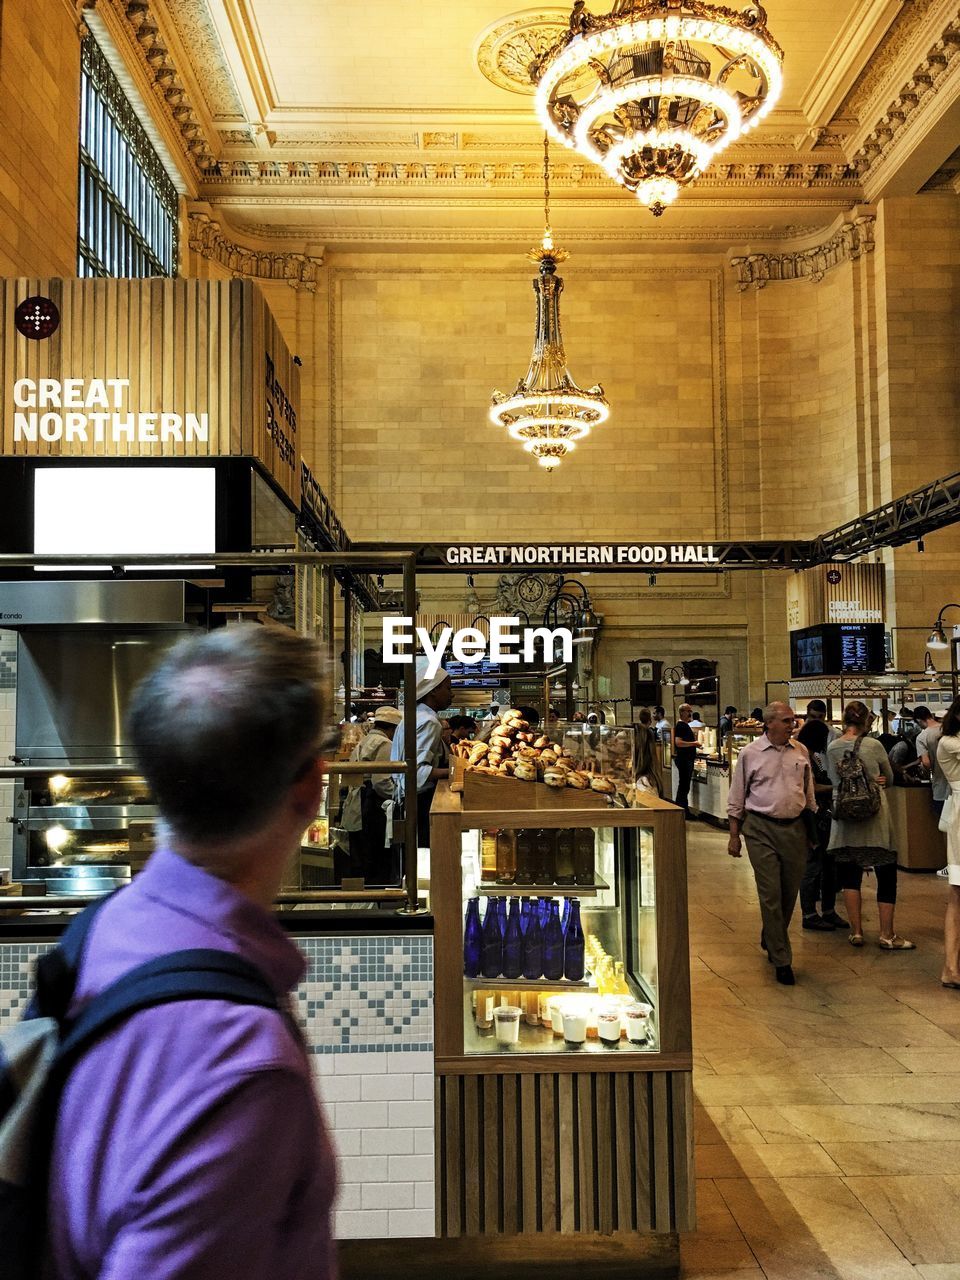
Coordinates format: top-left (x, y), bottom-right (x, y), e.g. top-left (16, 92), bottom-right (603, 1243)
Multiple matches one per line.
top-left (848, 933), bottom-right (865, 947)
top-left (879, 935), bottom-right (916, 950)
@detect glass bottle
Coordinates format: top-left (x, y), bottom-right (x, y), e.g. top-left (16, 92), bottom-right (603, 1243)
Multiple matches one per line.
top-left (564, 899), bottom-right (585, 981)
top-left (463, 897), bottom-right (482, 978)
top-left (495, 829), bottom-right (517, 884)
top-left (522, 906), bottom-right (543, 980)
top-left (480, 830), bottom-right (498, 880)
top-left (496, 896), bottom-right (507, 938)
top-left (502, 898), bottom-right (523, 979)
top-left (537, 896), bottom-right (550, 931)
top-left (573, 828), bottom-right (596, 886)
top-left (534, 828), bottom-right (557, 885)
top-left (561, 896), bottom-right (572, 936)
top-left (514, 829), bottom-right (535, 885)
top-left (519, 896), bottom-right (533, 936)
top-left (555, 828), bottom-right (576, 885)
top-left (481, 898), bottom-right (502, 979)
top-left (613, 960), bottom-right (630, 996)
top-left (542, 899), bottom-right (565, 981)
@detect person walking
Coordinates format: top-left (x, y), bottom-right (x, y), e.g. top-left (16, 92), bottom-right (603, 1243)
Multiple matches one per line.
top-left (46, 627), bottom-right (337, 1280)
top-left (935, 698), bottom-right (960, 988)
top-left (826, 700), bottom-right (914, 950)
top-left (796, 717), bottom-right (847, 931)
top-left (673, 703), bottom-right (698, 817)
top-left (727, 701), bottom-right (817, 986)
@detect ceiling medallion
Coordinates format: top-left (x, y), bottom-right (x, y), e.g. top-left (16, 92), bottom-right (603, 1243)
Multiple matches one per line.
top-left (490, 135), bottom-right (609, 473)
top-left (476, 10), bottom-right (572, 95)
top-left (532, 0), bottom-right (784, 215)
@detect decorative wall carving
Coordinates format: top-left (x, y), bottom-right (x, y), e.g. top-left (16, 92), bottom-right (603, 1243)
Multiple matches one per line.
top-left (729, 212), bottom-right (876, 290)
top-left (843, 0), bottom-right (945, 119)
top-left (475, 11), bottom-right (570, 95)
top-left (161, 0), bottom-right (245, 121)
top-left (187, 211), bottom-right (325, 289)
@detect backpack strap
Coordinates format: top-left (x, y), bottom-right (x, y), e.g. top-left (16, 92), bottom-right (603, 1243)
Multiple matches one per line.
top-left (29, 892), bottom-right (119, 1023)
top-left (55, 948), bottom-right (280, 1069)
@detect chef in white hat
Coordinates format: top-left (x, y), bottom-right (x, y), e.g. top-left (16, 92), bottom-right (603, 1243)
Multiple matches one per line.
top-left (390, 656), bottom-right (454, 847)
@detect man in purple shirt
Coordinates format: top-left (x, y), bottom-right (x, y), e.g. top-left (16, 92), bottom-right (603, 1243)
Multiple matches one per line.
top-left (45, 627), bottom-right (338, 1280)
top-left (727, 701), bottom-right (817, 987)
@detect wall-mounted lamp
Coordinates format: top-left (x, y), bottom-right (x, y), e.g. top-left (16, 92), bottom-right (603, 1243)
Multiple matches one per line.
top-left (927, 604), bottom-right (960, 650)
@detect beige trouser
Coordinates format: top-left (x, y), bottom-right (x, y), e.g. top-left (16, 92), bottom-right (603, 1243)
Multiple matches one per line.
top-left (743, 812), bottom-right (809, 968)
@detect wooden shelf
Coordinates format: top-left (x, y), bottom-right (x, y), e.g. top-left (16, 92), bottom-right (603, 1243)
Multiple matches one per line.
top-left (476, 877), bottom-right (609, 898)
top-left (465, 975), bottom-right (594, 991)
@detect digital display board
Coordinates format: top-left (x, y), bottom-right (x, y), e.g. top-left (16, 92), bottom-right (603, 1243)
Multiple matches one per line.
top-left (790, 624), bottom-right (885, 677)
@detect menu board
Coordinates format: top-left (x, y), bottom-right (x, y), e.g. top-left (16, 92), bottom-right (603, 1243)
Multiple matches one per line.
top-left (839, 626), bottom-right (871, 672)
top-left (790, 624), bottom-right (885, 677)
top-left (447, 658), bottom-right (501, 687)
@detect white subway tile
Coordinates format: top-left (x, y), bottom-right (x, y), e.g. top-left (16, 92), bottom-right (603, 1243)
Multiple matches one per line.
top-left (414, 1182), bottom-right (434, 1210)
top-left (386, 1052), bottom-right (433, 1074)
top-left (318, 1074), bottom-right (361, 1103)
top-left (361, 1073), bottom-right (413, 1101)
top-left (335, 1101), bottom-right (390, 1129)
top-left (387, 1154), bottom-right (434, 1182)
top-left (362, 1182), bottom-right (415, 1210)
top-left (332, 1054), bottom-right (389, 1076)
top-left (361, 1127), bottom-right (415, 1156)
top-left (335, 1209), bottom-right (388, 1239)
top-left (413, 1075), bottom-right (434, 1101)
top-left (413, 1128), bottom-right (434, 1155)
top-left (338, 1155), bottom-right (390, 1184)
top-left (388, 1101), bottom-right (433, 1128)
top-left (335, 1184), bottom-right (361, 1211)
top-left (387, 1208), bottom-right (435, 1238)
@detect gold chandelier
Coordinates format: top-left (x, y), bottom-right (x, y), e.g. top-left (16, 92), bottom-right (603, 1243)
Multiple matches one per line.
top-left (490, 136), bottom-right (609, 473)
top-left (533, 0), bottom-right (784, 216)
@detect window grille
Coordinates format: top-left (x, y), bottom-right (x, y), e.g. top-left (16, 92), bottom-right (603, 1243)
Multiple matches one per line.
top-left (78, 36), bottom-right (179, 278)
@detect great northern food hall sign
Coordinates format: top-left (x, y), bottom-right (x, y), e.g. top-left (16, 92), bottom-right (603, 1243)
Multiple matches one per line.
top-left (444, 543), bottom-right (725, 567)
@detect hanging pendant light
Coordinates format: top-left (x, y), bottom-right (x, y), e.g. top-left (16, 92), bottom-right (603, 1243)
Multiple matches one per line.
top-left (490, 134), bottom-right (609, 473)
top-left (533, 0), bottom-right (784, 216)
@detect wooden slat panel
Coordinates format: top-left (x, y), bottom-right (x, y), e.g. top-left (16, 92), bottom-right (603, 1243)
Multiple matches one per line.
top-left (462, 1074), bottom-right (481, 1236)
top-left (482, 1074), bottom-right (500, 1235)
top-left (557, 1073), bottom-right (576, 1234)
top-left (444, 1074), bottom-right (463, 1238)
top-left (539, 1073), bottom-right (557, 1234)
top-left (501, 1074), bottom-right (518, 1235)
top-left (671, 1071), bottom-right (696, 1231)
top-left (595, 1073), bottom-right (614, 1235)
top-left (577, 1073), bottom-right (596, 1233)
top-left (650, 1072), bottom-right (672, 1232)
top-left (633, 1073), bottom-right (653, 1229)
top-left (614, 1072), bottom-right (635, 1232)
top-left (519, 1074), bottom-right (538, 1232)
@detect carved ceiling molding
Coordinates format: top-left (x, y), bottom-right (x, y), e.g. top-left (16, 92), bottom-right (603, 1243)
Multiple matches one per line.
top-left (475, 10), bottom-right (570, 96)
top-left (159, 0), bottom-right (245, 121)
top-left (101, 0), bottom-right (218, 172)
top-left (848, 14), bottom-right (960, 187)
top-left (843, 0), bottom-right (951, 119)
top-left (240, 223), bottom-right (811, 244)
top-left (198, 158), bottom-right (860, 190)
top-left (187, 209), bottom-right (325, 290)
top-left (729, 211), bottom-right (876, 290)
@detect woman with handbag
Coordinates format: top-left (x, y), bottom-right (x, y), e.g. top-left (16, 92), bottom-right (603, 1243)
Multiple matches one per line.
top-left (826, 701), bottom-right (914, 950)
top-left (935, 698), bottom-right (960, 987)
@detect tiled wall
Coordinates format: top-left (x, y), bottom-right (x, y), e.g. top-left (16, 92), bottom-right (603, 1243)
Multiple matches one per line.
top-left (0, 929), bottom-right (436, 1240)
top-left (0, 631), bottom-right (15, 876)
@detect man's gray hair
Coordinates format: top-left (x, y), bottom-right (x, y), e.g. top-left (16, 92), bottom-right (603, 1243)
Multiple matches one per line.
top-left (129, 626), bottom-right (329, 843)
top-left (762, 701), bottom-right (789, 725)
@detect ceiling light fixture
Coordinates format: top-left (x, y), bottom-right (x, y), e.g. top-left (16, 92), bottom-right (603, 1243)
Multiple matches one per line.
top-left (490, 134), bottom-right (609, 472)
top-left (532, 0), bottom-right (784, 216)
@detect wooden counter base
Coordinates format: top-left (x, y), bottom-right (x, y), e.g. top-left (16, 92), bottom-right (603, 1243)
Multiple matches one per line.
top-left (340, 1231), bottom-right (679, 1279)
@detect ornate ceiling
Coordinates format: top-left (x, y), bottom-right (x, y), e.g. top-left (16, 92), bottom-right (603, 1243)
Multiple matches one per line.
top-left (89, 0), bottom-right (960, 253)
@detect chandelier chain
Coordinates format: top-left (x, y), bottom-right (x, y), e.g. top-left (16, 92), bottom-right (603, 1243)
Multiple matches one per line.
top-left (543, 132), bottom-right (551, 243)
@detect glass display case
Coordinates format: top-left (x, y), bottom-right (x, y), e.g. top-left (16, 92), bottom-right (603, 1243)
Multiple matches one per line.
top-left (458, 821), bottom-right (657, 1055)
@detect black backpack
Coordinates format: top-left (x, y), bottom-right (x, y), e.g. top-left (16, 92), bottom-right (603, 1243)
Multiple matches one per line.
top-left (834, 736), bottom-right (883, 822)
top-left (0, 897), bottom-right (280, 1280)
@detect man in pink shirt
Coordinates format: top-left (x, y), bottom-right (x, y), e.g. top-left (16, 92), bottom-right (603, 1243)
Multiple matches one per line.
top-left (727, 701), bottom-right (817, 986)
top-left (46, 627), bottom-right (337, 1280)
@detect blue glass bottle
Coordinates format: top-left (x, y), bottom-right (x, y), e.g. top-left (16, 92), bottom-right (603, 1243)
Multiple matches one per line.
top-left (496, 896), bottom-right (507, 937)
top-left (502, 898), bottom-right (523, 979)
top-left (522, 906), bottom-right (543, 980)
top-left (519, 897), bottom-right (532, 935)
top-left (561, 896), bottom-right (571, 936)
top-left (537, 896), bottom-right (550, 931)
top-left (481, 897), bottom-right (503, 979)
top-left (463, 897), bottom-right (482, 977)
top-left (564, 899), bottom-right (585, 982)
top-left (542, 899), bottom-right (565, 981)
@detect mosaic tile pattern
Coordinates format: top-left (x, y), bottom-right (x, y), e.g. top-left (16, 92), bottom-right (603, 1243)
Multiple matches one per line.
top-left (0, 934), bottom-right (434, 1056)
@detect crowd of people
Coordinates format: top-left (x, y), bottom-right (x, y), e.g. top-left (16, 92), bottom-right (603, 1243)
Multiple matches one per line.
top-left (724, 697), bottom-right (960, 989)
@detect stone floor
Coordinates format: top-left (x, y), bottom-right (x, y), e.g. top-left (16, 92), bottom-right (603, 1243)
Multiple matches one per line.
top-left (682, 820), bottom-right (960, 1280)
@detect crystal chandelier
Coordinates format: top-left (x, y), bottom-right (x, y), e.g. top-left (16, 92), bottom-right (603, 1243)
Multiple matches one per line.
top-left (533, 0), bottom-right (784, 216)
top-left (490, 135), bottom-right (609, 473)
